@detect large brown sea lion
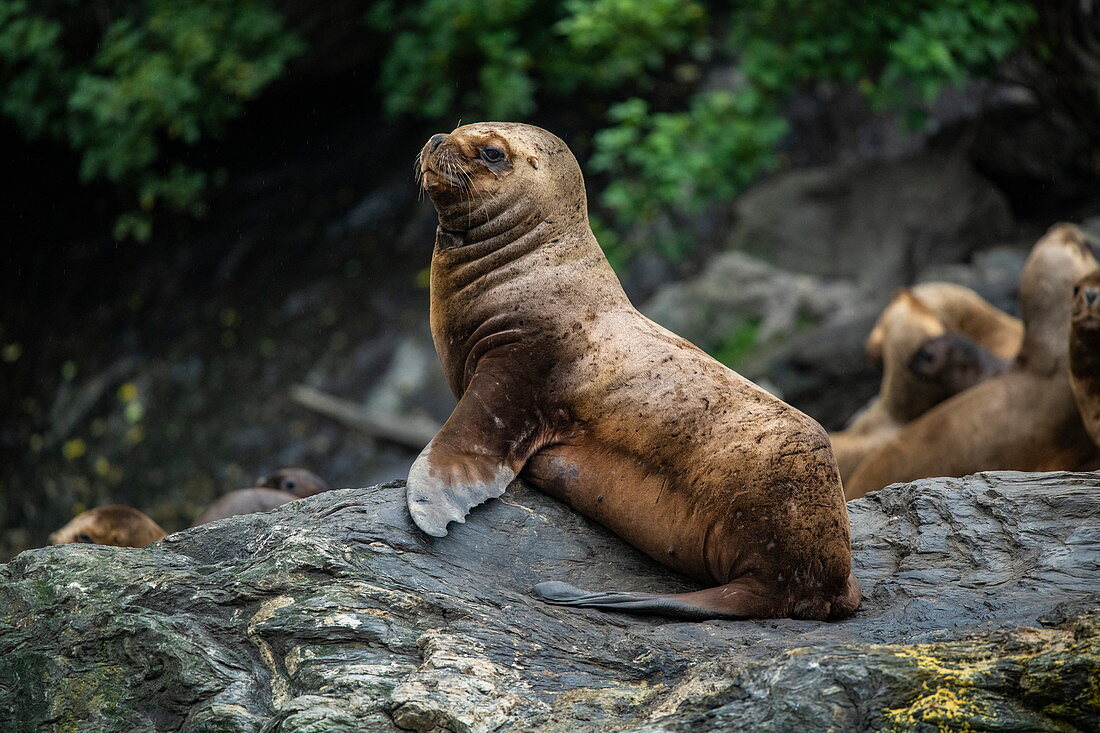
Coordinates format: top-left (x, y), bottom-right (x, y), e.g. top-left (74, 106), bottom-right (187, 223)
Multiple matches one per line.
top-left (846, 224), bottom-right (1100, 499)
top-left (1070, 268), bottom-right (1100, 447)
top-left (193, 488), bottom-right (297, 526)
top-left (257, 467), bottom-right (331, 498)
top-left (50, 505), bottom-right (166, 547)
top-left (405, 122), bottom-right (859, 620)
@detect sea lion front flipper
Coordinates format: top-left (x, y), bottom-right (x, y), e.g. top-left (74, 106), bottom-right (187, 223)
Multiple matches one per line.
top-left (406, 367), bottom-right (547, 537)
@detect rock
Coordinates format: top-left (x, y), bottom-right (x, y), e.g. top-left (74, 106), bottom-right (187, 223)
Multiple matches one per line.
top-left (641, 251), bottom-right (862, 353)
top-left (0, 471), bottom-right (1097, 731)
top-left (729, 153), bottom-right (1014, 289)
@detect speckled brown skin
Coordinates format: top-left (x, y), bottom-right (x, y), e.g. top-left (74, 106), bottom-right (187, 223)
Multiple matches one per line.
top-left (193, 488), bottom-right (297, 525)
top-left (50, 505), bottom-right (166, 547)
top-left (1070, 269), bottom-right (1100, 447)
top-left (257, 468), bottom-right (331, 498)
top-left (865, 283), bottom-right (1022, 365)
top-left (831, 291), bottom-right (948, 482)
top-left (406, 122), bottom-right (859, 621)
top-left (847, 224), bottom-right (1100, 499)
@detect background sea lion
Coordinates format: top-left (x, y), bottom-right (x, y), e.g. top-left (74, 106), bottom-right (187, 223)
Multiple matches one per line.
top-left (846, 224), bottom-right (1100, 499)
top-left (193, 488), bottom-right (297, 525)
top-left (908, 332), bottom-right (1009, 395)
top-left (830, 290), bottom-right (948, 480)
top-left (406, 122), bottom-right (859, 620)
top-left (1070, 268), bottom-right (1100, 447)
top-left (865, 282), bottom-right (1022, 365)
top-left (256, 467), bottom-right (331, 498)
top-left (49, 505), bottom-right (166, 547)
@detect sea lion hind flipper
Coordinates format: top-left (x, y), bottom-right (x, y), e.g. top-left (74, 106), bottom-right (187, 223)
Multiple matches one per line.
top-left (532, 580), bottom-right (770, 620)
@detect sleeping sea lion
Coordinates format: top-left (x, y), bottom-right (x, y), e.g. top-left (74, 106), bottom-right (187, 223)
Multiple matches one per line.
top-left (193, 488), bottom-right (297, 525)
top-left (847, 224), bottom-right (1100, 499)
top-left (50, 505), bottom-right (166, 547)
top-left (405, 122), bottom-right (859, 620)
top-left (257, 467), bottom-right (331, 498)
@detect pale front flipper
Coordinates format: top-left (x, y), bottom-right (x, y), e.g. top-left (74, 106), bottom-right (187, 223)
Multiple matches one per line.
top-left (406, 366), bottom-right (550, 537)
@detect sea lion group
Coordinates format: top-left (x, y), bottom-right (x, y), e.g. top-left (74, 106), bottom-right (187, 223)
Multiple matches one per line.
top-left (844, 224), bottom-right (1099, 498)
top-left (50, 467), bottom-right (330, 549)
top-left (47, 121), bottom-right (1097, 627)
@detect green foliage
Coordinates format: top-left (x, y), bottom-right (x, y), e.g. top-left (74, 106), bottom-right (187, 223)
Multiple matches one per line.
top-left (0, 0), bottom-right (302, 239)
top-left (0, 0), bottom-right (1037, 250)
top-left (371, 0), bottom-right (1036, 266)
top-left (711, 319), bottom-right (761, 368)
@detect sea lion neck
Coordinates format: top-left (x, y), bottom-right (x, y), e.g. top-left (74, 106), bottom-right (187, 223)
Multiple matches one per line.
top-left (1016, 227), bottom-right (1099, 375)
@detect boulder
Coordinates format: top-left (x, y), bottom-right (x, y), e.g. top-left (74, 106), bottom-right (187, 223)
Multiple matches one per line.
top-left (0, 471), bottom-right (1097, 732)
top-left (729, 153), bottom-right (1014, 289)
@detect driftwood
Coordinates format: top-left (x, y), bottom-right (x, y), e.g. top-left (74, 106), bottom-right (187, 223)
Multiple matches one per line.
top-left (290, 383), bottom-right (440, 450)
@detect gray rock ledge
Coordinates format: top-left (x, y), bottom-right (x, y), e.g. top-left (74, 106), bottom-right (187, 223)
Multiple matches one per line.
top-left (1, 471), bottom-right (1097, 732)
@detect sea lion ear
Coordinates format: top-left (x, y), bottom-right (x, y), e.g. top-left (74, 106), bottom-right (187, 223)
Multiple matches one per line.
top-left (527, 156), bottom-right (539, 170)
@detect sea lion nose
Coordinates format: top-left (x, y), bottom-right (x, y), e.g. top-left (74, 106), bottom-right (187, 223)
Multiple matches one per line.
top-left (429, 134), bottom-right (448, 152)
top-left (1085, 287), bottom-right (1100, 305)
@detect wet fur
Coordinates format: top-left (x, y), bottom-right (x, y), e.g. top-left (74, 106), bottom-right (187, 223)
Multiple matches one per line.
top-left (408, 122), bottom-right (859, 620)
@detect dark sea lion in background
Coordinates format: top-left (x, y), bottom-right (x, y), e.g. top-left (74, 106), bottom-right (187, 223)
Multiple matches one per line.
top-left (865, 282), bottom-right (1023, 366)
top-left (830, 291), bottom-right (948, 481)
top-left (407, 122), bottom-right (859, 620)
top-left (847, 224), bottom-right (1100, 499)
top-left (1070, 268), bottom-right (1100, 447)
top-left (50, 506), bottom-right (166, 547)
top-left (257, 467), bottom-right (331, 498)
top-left (908, 332), bottom-right (1009, 395)
top-left (193, 488), bottom-right (297, 526)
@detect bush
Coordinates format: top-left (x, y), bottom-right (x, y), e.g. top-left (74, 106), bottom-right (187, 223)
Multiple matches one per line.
top-left (0, 0), bottom-right (302, 240)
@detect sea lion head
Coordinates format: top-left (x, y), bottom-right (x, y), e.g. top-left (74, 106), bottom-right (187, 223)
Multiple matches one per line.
top-left (909, 332), bottom-right (1007, 393)
top-left (49, 505), bottom-right (166, 547)
top-left (257, 467), bottom-right (330, 498)
top-left (1072, 269), bottom-right (1100, 335)
top-left (1018, 224), bottom-right (1100, 371)
top-left (865, 289), bottom-right (946, 368)
top-left (418, 122), bottom-right (586, 242)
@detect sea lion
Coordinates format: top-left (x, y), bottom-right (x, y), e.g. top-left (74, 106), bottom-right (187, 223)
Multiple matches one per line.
top-left (49, 505), bottom-right (166, 547)
top-left (1070, 268), bottom-right (1100, 447)
top-left (908, 332), bottom-right (1009, 395)
top-left (846, 224), bottom-right (1100, 499)
top-left (406, 122), bottom-right (859, 620)
top-left (865, 282), bottom-right (1022, 365)
top-left (257, 467), bottom-right (331, 498)
top-left (830, 291), bottom-right (948, 481)
top-left (193, 488), bottom-right (297, 525)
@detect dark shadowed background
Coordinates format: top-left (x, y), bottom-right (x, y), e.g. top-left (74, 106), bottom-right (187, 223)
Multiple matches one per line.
top-left (1, 0), bottom-right (1098, 558)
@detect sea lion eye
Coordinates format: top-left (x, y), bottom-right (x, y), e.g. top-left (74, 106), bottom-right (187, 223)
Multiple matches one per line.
top-left (284, 480), bottom-right (296, 490)
top-left (481, 147), bottom-right (505, 163)
top-left (76, 534), bottom-right (94, 544)
top-left (1074, 285), bottom-right (1081, 296)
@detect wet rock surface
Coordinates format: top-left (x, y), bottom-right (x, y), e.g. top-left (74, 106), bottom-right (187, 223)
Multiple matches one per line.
top-left (1, 470), bottom-right (1097, 732)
